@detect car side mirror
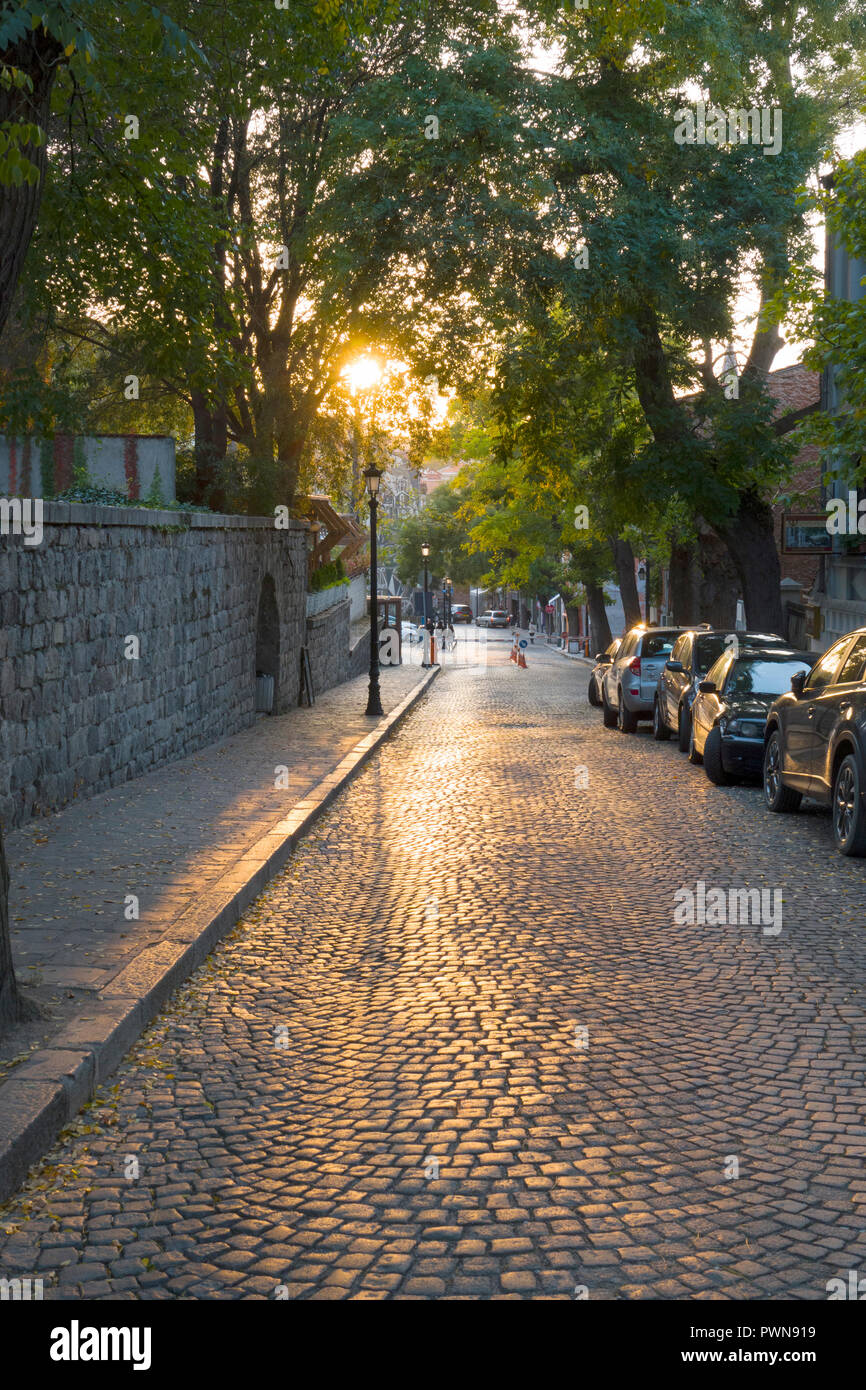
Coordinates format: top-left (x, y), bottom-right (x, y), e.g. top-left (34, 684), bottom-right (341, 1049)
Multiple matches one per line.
top-left (790, 671), bottom-right (807, 697)
top-left (698, 680), bottom-right (715, 694)
top-left (666, 660), bottom-right (684, 672)
top-left (595, 653), bottom-right (611, 663)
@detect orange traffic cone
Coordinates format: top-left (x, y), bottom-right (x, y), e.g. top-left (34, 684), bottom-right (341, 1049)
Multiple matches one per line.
top-left (518, 650), bottom-right (527, 669)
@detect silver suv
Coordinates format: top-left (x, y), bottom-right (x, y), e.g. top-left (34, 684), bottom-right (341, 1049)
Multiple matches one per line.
top-left (600, 625), bottom-right (686, 733)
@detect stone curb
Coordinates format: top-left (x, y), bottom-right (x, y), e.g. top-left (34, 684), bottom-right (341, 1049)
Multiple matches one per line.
top-left (556, 649), bottom-right (595, 667)
top-left (0, 665), bottom-right (439, 1205)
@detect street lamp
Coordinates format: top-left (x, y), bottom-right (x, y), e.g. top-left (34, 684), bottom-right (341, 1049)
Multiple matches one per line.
top-left (443, 575), bottom-right (452, 626)
top-left (364, 464), bottom-right (383, 716)
top-left (420, 540), bottom-right (431, 668)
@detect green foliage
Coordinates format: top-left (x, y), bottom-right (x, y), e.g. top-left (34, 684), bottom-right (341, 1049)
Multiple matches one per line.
top-left (144, 464), bottom-right (164, 508)
top-left (393, 483), bottom-right (489, 588)
top-left (309, 557), bottom-right (348, 592)
top-left (71, 435), bottom-right (89, 487)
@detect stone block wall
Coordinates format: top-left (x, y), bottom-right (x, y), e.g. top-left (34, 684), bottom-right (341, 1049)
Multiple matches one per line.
top-left (0, 503), bottom-right (309, 829)
top-left (305, 599), bottom-right (350, 699)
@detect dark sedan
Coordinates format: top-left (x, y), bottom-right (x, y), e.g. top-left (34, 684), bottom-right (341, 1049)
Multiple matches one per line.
top-left (688, 648), bottom-right (815, 785)
top-left (654, 628), bottom-right (789, 751)
top-left (451, 604), bottom-right (472, 624)
top-left (588, 637), bottom-right (622, 706)
top-left (763, 627), bottom-right (866, 855)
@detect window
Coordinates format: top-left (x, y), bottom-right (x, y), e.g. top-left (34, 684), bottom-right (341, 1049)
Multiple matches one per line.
top-left (694, 634), bottom-right (729, 675)
top-left (804, 638), bottom-right (851, 691)
top-left (671, 636), bottom-right (687, 663)
top-left (705, 653), bottom-right (732, 689)
top-left (836, 634), bottom-right (866, 684)
top-left (724, 657), bottom-right (812, 699)
top-left (642, 632), bottom-right (679, 658)
top-left (619, 633), bottom-right (637, 659)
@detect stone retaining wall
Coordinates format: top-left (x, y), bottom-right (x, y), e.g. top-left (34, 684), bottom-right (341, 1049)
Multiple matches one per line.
top-left (0, 504), bottom-right (309, 829)
top-left (305, 599), bottom-right (350, 698)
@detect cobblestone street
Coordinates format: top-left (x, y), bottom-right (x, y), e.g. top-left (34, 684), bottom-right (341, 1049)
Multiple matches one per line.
top-left (2, 633), bottom-right (866, 1300)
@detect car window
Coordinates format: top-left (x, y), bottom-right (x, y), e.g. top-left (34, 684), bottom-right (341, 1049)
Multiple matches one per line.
top-left (705, 653), bottom-right (732, 688)
top-left (618, 633), bottom-right (636, 659)
top-left (724, 657), bottom-right (813, 699)
top-left (641, 633), bottom-right (679, 659)
top-left (835, 634), bottom-right (866, 684)
top-left (804, 638), bottom-right (852, 691)
top-left (607, 638), bottom-right (622, 658)
top-left (671, 635), bottom-right (688, 663)
top-left (694, 634), bottom-right (729, 674)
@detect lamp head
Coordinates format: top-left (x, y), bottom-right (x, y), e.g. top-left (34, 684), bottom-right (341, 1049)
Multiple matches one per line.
top-left (421, 541), bottom-right (430, 560)
top-left (364, 465), bottom-right (382, 499)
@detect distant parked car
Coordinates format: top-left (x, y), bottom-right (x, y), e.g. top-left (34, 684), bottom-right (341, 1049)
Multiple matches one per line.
top-left (763, 628), bottom-right (866, 854)
top-left (451, 604), bottom-right (472, 624)
top-left (401, 622), bottom-right (422, 644)
top-left (689, 647), bottom-right (815, 784)
top-left (654, 628), bottom-right (789, 751)
top-left (588, 638), bottom-right (622, 707)
top-left (601, 625), bottom-right (687, 732)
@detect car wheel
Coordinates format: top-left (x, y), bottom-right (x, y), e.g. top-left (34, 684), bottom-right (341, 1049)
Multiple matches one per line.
top-left (652, 696), bottom-right (670, 741)
top-left (602, 686), bottom-right (617, 729)
top-left (617, 690), bottom-right (638, 734)
top-left (677, 703), bottom-right (691, 753)
top-left (688, 719), bottom-right (703, 764)
top-left (763, 730), bottom-right (801, 813)
top-left (832, 754), bottom-right (866, 856)
top-left (588, 675), bottom-right (601, 707)
top-left (703, 727), bottom-right (731, 785)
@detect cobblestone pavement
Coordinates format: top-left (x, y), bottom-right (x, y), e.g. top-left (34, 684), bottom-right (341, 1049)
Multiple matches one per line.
top-left (2, 632), bottom-right (866, 1300)
top-left (1, 662), bottom-right (424, 1065)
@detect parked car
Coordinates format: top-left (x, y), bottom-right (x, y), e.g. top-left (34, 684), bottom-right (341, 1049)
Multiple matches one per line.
top-left (401, 622), bottom-right (423, 644)
top-left (654, 628), bottom-right (790, 751)
top-left (451, 604), bottom-right (472, 624)
top-left (763, 627), bottom-right (866, 854)
top-left (588, 638), bottom-right (622, 706)
top-left (688, 647), bottom-right (815, 784)
top-left (601, 625), bottom-right (687, 732)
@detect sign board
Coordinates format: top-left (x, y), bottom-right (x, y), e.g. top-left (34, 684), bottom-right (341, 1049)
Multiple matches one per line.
top-left (781, 512), bottom-right (832, 555)
top-left (519, 639), bottom-right (528, 649)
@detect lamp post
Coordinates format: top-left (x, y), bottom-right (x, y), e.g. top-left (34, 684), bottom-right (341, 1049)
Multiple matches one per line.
top-left (365, 464), bottom-right (383, 716)
top-left (443, 575), bottom-right (452, 626)
top-left (421, 540), bottom-right (431, 668)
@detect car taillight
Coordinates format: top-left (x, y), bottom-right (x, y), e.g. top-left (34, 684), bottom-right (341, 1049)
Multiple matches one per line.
top-left (628, 657), bottom-right (641, 676)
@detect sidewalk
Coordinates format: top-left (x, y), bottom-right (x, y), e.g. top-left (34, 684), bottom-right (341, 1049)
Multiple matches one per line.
top-left (0, 661), bottom-right (437, 1200)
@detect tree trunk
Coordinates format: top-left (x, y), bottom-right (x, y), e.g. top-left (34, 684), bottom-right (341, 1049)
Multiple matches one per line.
top-left (714, 491), bottom-right (784, 633)
top-left (668, 542), bottom-right (701, 625)
top-left (697, 527), bottom-right (739, 629)
top-left (0, 824), bottom-right (29, 1032)
top-left (586, 581), bottom-right (612, 653)
top-left (0, 28), bottom-right (63, 337)
top-left (610, 537), bottom-right (641, 627)
top-left (191, 390), bottom-right (228, 511)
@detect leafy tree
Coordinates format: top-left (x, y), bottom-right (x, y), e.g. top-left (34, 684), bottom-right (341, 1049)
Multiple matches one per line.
top-left (394, 481), bottom-right (489, 588)
top-left (0, 0), bottom-right (194, 334)
top-left (776, 149), bottom-right (866, 471)
top-left (524, 0), bottom-right (866, 629)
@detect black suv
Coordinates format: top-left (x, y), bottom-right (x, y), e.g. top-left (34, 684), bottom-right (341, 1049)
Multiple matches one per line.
top-left (763, 627), bottom-right (866, 855)
top-left (654, 628), bottom-right (789, 752)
